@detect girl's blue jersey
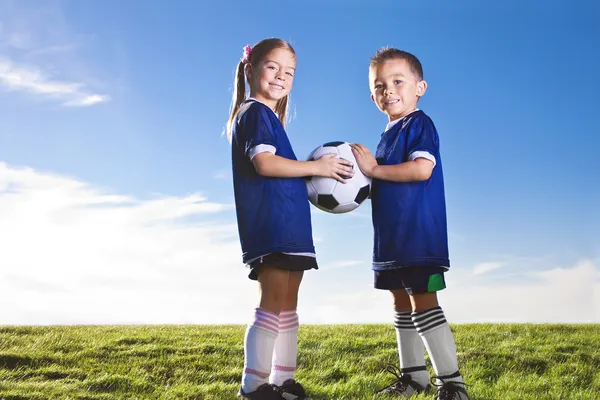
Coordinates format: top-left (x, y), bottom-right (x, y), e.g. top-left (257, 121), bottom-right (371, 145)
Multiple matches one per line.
top-left (231, 100), bottom-right (315, 263)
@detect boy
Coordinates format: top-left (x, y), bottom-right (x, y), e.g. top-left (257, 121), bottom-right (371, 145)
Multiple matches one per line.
top-left (351, 48), bottom-right (469, 400)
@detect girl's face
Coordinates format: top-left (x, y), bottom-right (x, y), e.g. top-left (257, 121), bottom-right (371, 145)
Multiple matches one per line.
top-left (246, 48), bottom-right (296, 109)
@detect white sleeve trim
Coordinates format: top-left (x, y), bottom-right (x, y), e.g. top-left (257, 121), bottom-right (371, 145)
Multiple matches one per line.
top-left (249, 144), bottom-right (276, 160)
top-left (408, 151), bottom-right (436, 167)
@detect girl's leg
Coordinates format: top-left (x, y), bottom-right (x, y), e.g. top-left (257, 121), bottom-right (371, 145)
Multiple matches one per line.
top-left (270, 271), bottom-right (303, 386)
top-left (241, 266), bottom-right (290, 393)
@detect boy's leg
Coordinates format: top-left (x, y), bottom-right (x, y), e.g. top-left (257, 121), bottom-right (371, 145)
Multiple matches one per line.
top-left (391, 289), bottom-right (429, 388)
top-left (374, 269), bottom-right (430, 395)
top-left (409, 270), bottom-right (469, 399)
top-left (241, 266), bottom-right (289, 395)
top-left (270, 271), bottom-right (303, 387)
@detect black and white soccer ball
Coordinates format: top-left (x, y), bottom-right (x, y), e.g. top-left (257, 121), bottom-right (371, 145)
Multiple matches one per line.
top-left (305, 141), bottom-right (371, 214)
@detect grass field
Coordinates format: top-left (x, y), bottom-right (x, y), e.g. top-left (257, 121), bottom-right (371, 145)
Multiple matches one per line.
top-left (0, 324), bottom-right (598, 399)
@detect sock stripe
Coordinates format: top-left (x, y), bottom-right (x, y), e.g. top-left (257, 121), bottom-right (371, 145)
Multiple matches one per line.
top-left (244, 367), bottom-right (270, 379)
top-left (411, 305), bottom-right (442, 315)
top-left (253, 322), bottom-right (279, 335)
top-left (401, 365), bottom-right (427, 373)
top-left (436, 370), bottom-right (461, 380)
top-left (278, 322), bottom-right (299, 331)
top-left (278, 311), bottom-right (299, 332)
top-left (415, 318), bottom-right (447, 334)
top-left (394, 311), bottom-right (414, 330)
top-left (254, 317), bottom-right (279, 331)
top-left (279, 314), bottom-right (298, 324)
top-left (394, 322), bottom-right (416, 330)
top-left (413, 312), bottom-right (446, 329)
top-left (412, 311), bottom-right (444, 325)
top-left (412, 313), bottom-right (446, 327)
top-left (412, 307), bottom-right (447, 334)
top-left (256, 308), bottom-right (280, 323)
top-left (411, 306), bottom-right (443, 321)
top-left (273, 365), bottom-right (296, 372)
top-left (254, 308), bottom-right (280, 335)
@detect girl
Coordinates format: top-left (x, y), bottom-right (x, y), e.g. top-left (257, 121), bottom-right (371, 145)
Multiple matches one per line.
top-left (227, 38), bottom-right (353, 400)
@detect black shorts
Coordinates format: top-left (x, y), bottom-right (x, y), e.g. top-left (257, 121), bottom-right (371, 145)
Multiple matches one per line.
top-left (247, 252), bottom-right (318, 280)
top-left (374, 266), bottom-right (446, 294)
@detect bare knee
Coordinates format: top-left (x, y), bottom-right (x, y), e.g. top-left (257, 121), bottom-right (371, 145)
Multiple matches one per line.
top-left (281, 271), bottom-right (303, 311)
top-left (410, 292), bottom-right (439, 312)
top-left (391, 289), bottom-right (412, 312)
top-left (257, 266), bottom-right (290, 314)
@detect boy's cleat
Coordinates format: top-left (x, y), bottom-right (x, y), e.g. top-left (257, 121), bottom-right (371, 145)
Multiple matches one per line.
top-left (376, 364), bottom-right (430, 396)
top-left (238, 383), bottom-right (284, 400)
top-left (432, 372), bottom-right (470, 400)
top-left (278, 379), bottom-right (308, 400)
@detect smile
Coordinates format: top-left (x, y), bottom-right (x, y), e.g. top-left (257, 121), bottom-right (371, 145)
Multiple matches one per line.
top-left (385, 99), bottom-right (399, 105)
top-left (270, 84), bottom-right (284, 90)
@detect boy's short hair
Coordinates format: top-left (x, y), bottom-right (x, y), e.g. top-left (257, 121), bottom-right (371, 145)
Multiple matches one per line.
top-left (370, 47), bottom-right (423, 80)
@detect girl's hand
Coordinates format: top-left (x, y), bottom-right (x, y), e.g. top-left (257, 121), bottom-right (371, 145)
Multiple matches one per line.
top-left (314, 153), bottom-right (354, 183)
top-left (350, 144), bottom-right (377, 177)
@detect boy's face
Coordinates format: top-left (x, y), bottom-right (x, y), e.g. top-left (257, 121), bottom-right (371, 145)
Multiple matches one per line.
top-left (369, 58), bottom-right (427, 121)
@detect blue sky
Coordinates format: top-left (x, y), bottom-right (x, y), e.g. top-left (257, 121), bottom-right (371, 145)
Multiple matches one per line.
top-left (0, 0), bottom-right (598, 324)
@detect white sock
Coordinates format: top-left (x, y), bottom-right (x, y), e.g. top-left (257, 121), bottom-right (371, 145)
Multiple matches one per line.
top-left (412, 306), bottom-right (463, 384)
top-left (242, 308), bottom-right (280, 393)
top-left (394, 311), bottom-right (429, 387)
top-left (270, 310), bottom-right (299, 386)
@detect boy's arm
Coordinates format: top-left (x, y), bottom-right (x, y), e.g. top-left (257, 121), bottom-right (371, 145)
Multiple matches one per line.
top-left (351, 144), bottom-right (434, 182)
top-left (252, 152), bottom-right (354, 183)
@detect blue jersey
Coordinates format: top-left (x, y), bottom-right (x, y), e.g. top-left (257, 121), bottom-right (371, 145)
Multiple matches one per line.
top-left (231, 100), bottom-right (315, 264)
top-left (371, 110), bottom-right (450, 270)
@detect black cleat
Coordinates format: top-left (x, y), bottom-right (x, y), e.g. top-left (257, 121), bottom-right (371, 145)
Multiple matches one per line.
top-left (238, 383), bottom-right (284, 400)
top-left (278, 379), bottom-right (308, 400)
top-left (376, 364), bottom-right (430, 397)
top-left (432, 372), bottom-right (470, 400)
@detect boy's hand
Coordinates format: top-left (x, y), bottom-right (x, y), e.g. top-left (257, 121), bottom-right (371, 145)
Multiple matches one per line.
top-left (314, 153), bottom-right (354, 183)
top-left (350, 144), bottom-right (377, 177)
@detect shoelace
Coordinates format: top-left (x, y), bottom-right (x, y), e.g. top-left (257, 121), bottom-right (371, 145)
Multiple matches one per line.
top-left (376, 364), bottom-right (414, 393)
top-left (431, 375), bottom-right (469, 400)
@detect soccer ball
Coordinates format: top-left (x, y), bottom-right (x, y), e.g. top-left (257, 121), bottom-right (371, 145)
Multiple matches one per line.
top-left (305, 141), bottom-right (371, 214)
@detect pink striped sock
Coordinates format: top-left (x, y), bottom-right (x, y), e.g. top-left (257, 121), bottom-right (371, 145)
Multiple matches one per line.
top-left (242, 308), bottom-right (280, 393)
top-left (270, 310), bottom-right (300, 386)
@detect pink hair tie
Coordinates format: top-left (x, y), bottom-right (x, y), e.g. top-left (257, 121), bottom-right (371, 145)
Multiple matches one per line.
top-left (241, 45), bottom-right (252, 64)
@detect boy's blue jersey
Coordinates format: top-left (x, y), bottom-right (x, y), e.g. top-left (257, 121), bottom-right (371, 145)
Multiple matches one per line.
top-left (371, 110), bottom-right (450, 270)
top-left (231, 100), bottom-right (315, 263)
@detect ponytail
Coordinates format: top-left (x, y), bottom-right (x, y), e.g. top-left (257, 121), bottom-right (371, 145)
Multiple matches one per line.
top-left (227, 60), bottom-right (246, 142)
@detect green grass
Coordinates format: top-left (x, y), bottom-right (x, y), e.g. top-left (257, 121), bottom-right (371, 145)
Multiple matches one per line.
top-left (0, 324), bottom-right (599, 399)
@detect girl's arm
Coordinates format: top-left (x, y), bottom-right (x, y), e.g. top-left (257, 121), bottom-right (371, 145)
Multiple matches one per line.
top-left (253, 152), bottom-right (354, 183)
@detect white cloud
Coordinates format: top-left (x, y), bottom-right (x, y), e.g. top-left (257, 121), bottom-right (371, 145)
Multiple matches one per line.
top-left (0, 3), bottom-right (110, 107)
top-left (0, 162), bottom-right (251, 325)
top-left (1, 161), bottom-right (598, 325)
top-left (442, 259), bottom-right (599, 323)
top-left (473, 261), bottom-right (503, 275)
top-left (0, 58), bottom-right (109, 106)
top-left (299, 260), bottom-right (599, 324)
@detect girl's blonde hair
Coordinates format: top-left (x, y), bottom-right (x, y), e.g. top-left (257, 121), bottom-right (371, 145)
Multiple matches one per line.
top-left (227, 38), bottom-right (296, 142)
